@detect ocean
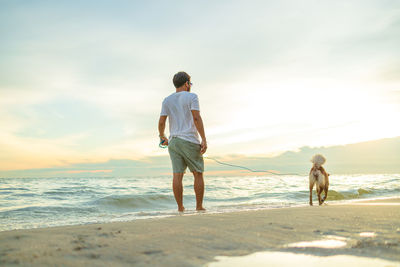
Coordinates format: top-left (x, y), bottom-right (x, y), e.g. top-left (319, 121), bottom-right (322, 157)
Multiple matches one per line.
top-left (1, 174), bottom-right (399, 232)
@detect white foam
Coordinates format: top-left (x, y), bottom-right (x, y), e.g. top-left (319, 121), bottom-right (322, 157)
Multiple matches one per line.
top-left (287, 239), bottom-right (347, 249)
top-left (359, 232), bottom-right (376, 237)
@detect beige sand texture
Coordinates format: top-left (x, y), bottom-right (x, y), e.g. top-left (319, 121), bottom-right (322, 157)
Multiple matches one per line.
top-left (1, 198), bottom-right (399, 266)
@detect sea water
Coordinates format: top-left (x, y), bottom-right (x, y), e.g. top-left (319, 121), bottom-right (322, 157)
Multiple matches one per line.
top-left (1, 174), bottom-right (399, 231)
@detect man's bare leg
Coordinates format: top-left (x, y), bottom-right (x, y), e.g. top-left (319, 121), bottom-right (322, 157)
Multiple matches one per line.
top-left (173, 173), bottom-right (185, 212)
top-left (193, 171), bottom-right (205, 211)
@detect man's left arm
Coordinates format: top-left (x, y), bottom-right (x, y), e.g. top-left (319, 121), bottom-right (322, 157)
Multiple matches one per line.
top-left (158, 115), bottom-right (168, 145)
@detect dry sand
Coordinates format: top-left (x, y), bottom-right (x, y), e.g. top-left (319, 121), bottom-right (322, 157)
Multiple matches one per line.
top-left (1, 198), bottom-right (399, 266)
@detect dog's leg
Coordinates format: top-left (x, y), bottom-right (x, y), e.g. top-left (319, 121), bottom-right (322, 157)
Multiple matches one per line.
top-left (309, 181), bottom-right (314, 206)
top-left (321, 174), bottom-right (330, 204)
top-left (322, 185), bottom-right (329, 204)
top-left (317, 186), bottom-right (323, 205)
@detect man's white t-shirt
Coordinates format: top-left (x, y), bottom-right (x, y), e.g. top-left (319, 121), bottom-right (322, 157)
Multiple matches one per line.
top-left (160, 91), bottom-right (201, 144)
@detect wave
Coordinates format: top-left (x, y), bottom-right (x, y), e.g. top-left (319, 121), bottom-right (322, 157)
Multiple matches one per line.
top-left (0, 205), bottom-right (98, 215)
top-left (92, 194), bottom-right (176, 210)
top-left (0, 187), bottom-right (29, 191)
top-left (43, 188), bottom-right (99, 196)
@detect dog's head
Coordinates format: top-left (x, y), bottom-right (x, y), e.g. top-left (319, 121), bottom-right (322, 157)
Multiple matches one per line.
top-left (311, 154), bottom-right (326, 167)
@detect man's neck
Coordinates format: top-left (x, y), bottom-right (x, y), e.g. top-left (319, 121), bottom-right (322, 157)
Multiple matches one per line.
top-left (176, 88), bottom-right (188, 93)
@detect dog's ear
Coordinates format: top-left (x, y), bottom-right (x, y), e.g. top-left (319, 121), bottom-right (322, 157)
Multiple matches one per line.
top-left (328, 173), bottom-right (330, 176)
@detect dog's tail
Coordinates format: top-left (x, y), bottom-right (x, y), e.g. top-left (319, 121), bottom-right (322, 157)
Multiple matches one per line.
top-left (311, 154), bottom-right (326, 167)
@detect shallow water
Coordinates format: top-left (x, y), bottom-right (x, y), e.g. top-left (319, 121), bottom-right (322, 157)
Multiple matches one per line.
top-left (1, 174), bottom-right (399, 231)
top-left (207, 251), bottom-right (400, 267)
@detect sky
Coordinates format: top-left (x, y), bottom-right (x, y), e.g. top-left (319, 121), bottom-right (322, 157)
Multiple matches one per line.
top-left (1, 0), bottom-right (400, 173)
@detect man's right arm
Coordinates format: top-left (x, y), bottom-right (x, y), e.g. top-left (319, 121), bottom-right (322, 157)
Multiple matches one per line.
top-left (191, 110), bottom-right (207, 154)
top-left (158, 115), bottom-right (168, 145)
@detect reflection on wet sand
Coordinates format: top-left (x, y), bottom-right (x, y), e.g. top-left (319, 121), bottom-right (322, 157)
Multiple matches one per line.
top-left (208, 251), bottom-right (400, 267)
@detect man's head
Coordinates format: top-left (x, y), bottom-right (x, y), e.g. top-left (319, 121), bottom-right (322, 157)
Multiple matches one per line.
top-left (173, 71), bottom-right (191, 91)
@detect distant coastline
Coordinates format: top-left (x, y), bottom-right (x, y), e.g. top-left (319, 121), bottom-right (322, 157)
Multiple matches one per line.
top-left (1, 136), bottom-right (399, 178)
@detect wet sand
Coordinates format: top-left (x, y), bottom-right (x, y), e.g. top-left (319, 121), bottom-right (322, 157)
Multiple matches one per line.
top-left (1, 198), bottom-right (399, 266)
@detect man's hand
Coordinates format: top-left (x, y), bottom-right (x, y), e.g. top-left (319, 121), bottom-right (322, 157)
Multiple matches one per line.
top-left (160, 136), bottom-right (169, 146)
top-left (200, 140), bottom-right (207, 154)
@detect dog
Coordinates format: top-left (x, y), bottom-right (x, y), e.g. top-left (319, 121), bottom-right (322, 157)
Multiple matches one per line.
top-left (309, 154), bottom-right (330, 206)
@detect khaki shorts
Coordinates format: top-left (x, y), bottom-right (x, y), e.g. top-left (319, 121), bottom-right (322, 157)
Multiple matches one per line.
top-left (168, 137), bottom-right (204, 173)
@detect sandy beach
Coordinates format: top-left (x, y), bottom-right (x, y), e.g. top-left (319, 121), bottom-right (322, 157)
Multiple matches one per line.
top-left (1, 198), bottom-right (399, 266)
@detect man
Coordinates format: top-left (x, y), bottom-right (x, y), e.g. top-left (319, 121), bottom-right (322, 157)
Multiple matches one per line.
top-left (158, 71), bottom-right (207, 212)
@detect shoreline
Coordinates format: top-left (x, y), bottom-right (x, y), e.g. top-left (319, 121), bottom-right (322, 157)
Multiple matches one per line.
top-left (1, 197), bottom-right (399, 266)
top-left (1, 195), bottom-right (399, 233)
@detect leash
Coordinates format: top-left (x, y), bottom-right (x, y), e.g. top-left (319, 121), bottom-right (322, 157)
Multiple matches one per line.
top-left (159, 140), bottom-right (304, 177)
top-left (204, 156), bottom-right (302, 176)
top-left (159, 139), bottom-right (168, 149)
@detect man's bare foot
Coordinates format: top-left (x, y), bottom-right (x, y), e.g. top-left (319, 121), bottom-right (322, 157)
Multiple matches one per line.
top-left (178, 206), bottom-right (185, 212)
top-left (196, 207), bottom-right (206, 211)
